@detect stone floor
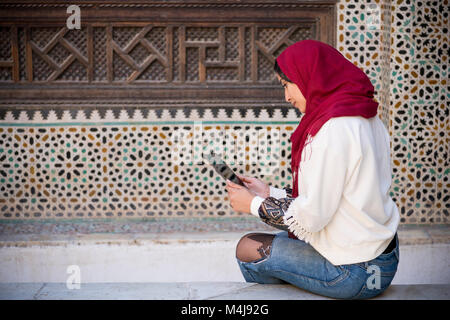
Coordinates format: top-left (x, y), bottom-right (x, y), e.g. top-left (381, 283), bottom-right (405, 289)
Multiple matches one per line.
top-left (1, 282), bottom-right (449, 300)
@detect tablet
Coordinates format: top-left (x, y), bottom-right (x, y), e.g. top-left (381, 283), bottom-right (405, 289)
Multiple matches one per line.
top-left (203, 151), bottom-right (246, 187)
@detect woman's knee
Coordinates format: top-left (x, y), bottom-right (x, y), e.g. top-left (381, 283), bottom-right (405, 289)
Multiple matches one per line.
top-left (235, 233), bottom-right (275, 263)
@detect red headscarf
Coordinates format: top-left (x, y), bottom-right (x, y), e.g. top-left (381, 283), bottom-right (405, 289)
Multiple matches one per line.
top-left (276, 40), bottom-right (379, 198)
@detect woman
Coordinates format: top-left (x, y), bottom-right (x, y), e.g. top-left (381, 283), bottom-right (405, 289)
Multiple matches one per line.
top-left (225, 40), bottom-right (400, 299)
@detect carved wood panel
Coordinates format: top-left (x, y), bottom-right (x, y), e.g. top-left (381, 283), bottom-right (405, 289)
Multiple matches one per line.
top-left (0, 1), bottom-right (337, 104)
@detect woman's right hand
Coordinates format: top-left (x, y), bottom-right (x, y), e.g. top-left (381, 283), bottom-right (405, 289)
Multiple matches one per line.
top-left (238, 175), bottom-right (270, 198)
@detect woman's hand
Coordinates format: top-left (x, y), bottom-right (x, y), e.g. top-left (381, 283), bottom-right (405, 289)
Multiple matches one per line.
top-left (225, 180), bottom-right (255, 214)
top-left (237, 175), bottom-right (270, 198)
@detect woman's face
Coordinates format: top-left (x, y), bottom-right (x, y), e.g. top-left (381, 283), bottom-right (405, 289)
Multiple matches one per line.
top-left (276, 74), bottom-right (307, 113)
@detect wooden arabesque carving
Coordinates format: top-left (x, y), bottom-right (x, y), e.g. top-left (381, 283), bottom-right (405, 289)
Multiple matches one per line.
top-left (0, 0), bottom-right (337, 103)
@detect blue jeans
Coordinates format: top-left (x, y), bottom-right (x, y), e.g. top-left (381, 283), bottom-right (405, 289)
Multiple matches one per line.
top-left (237, 231), bottom-right (399, 299)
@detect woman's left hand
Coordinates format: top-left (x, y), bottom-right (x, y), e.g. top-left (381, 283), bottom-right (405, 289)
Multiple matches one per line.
top-left (225, 180), bottom-right (255, 214)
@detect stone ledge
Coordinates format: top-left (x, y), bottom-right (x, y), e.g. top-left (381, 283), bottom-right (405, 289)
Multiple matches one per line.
top-left (1, 227), bottom-right (448, 284)
top-left (0, 221), bottom-right (450, 248)
top-left (0, 220), bottom-right (448, 246)
top-left (1, 282), bottom-right (449, 300)
top-left (0, 217), bottom-right (274, 237)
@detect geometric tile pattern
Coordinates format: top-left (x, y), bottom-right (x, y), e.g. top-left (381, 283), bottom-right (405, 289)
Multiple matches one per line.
top-left (0, 108), bottom-right (300, 219)
top-left (338, 0), bottom-right (449, 224)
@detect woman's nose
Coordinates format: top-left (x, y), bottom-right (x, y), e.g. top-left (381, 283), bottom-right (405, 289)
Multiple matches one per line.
top-left (284, 90), bottom-right (291, 103)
